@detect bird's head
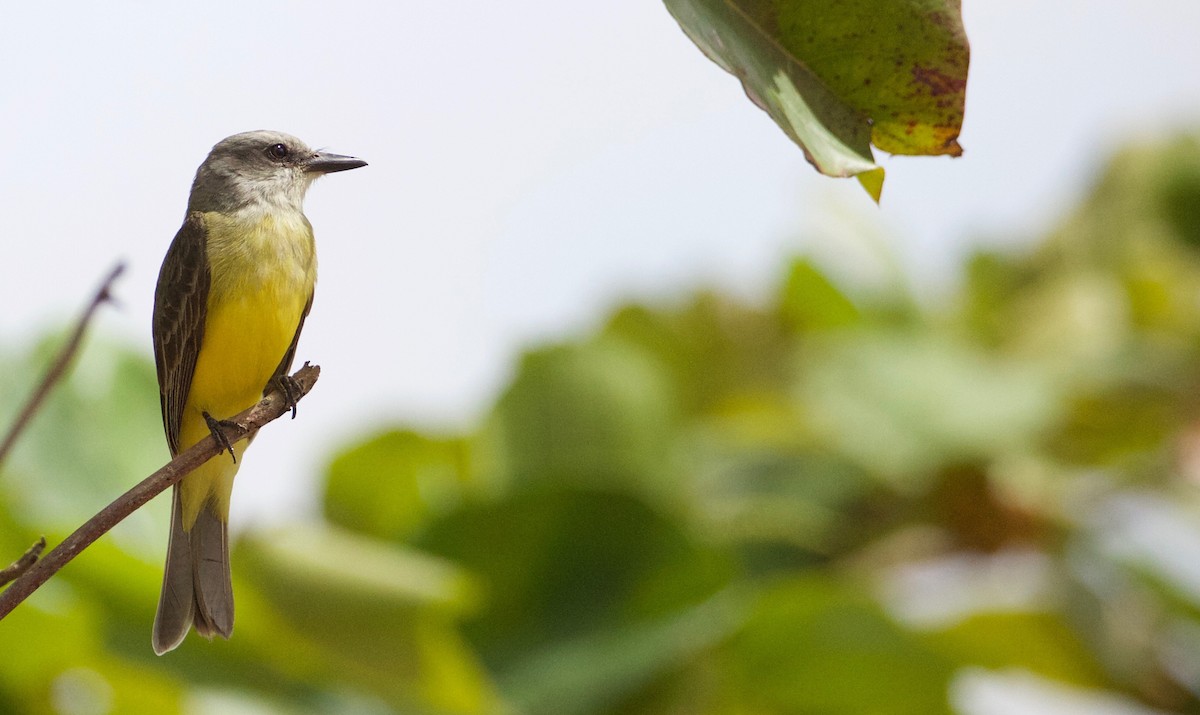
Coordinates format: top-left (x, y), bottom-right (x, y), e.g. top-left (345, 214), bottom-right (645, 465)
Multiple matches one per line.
top-left (187, 130), bottom-right (366, 215)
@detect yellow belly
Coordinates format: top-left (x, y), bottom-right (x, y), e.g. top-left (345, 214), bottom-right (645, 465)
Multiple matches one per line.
top-left (177, 211), bottom-right (315, 529)
top-left (187, 288), bottom-right (306, 419)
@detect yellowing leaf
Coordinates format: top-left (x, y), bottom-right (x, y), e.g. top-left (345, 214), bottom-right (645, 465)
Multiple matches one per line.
top-left (664, 0), bottom-right (969, 198)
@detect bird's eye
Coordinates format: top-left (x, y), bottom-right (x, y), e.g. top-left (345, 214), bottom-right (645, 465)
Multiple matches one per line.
top-left (267, 143), bottom-right (289, 160)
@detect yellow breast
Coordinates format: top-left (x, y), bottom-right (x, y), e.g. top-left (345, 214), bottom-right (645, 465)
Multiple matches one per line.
top-left (186, 210), bottom-right (316, 426)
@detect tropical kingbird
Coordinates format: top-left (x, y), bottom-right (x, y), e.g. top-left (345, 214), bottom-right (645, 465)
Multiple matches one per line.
top-left (151, 130), bottom-right (365, 654)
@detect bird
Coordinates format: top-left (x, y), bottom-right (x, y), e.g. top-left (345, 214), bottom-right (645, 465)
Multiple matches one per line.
top-left (150, 130), bottom-right (365, 654)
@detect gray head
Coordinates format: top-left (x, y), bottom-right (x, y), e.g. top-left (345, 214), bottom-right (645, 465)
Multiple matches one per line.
top-left (187, 130), bottom-right (366, 214)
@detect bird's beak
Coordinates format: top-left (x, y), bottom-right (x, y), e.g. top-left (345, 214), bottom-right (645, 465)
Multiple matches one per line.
top-left (304, 151), bottom-right (367, 174)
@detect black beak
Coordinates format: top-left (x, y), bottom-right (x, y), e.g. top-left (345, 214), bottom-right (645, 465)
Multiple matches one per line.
top-left (304, 151), bottom-right (367, 174)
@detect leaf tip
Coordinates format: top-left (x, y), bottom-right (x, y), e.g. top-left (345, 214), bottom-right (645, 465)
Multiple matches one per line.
top-left (857, 167), bottom-right (885, 204)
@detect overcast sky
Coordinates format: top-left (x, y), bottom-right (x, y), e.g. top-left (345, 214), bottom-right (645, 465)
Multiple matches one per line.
top-left (2, 1), bottom-right (1198, 525)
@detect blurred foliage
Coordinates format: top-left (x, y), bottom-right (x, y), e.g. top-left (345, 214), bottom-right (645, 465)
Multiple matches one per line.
top-left (7, 134), bottom-right (1200, 714)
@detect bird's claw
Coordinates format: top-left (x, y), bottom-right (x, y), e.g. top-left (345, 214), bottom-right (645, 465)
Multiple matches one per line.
top-left (202, 411), bottom-right (239, 464)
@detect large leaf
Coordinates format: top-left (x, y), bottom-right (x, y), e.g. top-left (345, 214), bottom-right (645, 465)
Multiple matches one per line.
top-left (726, 576), bottom-right (957, 714)
top-left (778, 258), bottom-right (862, 332)
top-left (923, 612), bottom-right (1108, 687)
top-left (236, 524), bottom-right (496, 714)
top-left (795, 329), bottom-right (1060, 484)
top-left (500, 590), bottom-right (750, 715)
top-left (486, 339), bottom-right (678, 495)
top-left (323, 428), bottom-right (473, 542)
top-left (417, 488), bottom-right (738, 670)
top-left (664, 0), bottom-right (969, 200)
top-left (603, 293), bottom-right (793, 418)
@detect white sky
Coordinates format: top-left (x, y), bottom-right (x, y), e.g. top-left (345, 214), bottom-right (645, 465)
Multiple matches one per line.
top-left (1, 1), bottom-right (1198, 526)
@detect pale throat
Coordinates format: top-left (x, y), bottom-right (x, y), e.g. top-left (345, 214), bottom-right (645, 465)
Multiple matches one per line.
top-left (201, 199), bottom-right (318, 303)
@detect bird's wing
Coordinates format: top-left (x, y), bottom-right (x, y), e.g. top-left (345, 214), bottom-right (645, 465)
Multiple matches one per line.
top-left (267, 289), bottom-right (313, 392)
top-left (153, 212), bottom-right (210, 456)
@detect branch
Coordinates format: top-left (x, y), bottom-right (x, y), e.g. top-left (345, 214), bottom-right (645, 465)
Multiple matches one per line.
top-left (0, 262), bottom-right (126, 467)
top-left (0, 362), bottom-right (320, 619)
top-left (0, 538), bottom-right (46, 588)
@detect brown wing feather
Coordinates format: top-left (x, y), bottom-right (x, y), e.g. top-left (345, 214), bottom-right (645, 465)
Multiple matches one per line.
top-left (153, 212), bottom-right (210, 456)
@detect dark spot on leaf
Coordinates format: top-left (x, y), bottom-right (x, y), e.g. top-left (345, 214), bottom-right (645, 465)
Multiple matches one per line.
top-left (927, 10), bottom-right (956, 31)
top-left (911, 65), bottom-right (966, 97)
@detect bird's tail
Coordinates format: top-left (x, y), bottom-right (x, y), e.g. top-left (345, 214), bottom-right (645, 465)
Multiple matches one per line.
top-left (152, 484), bottom-right (234, 655)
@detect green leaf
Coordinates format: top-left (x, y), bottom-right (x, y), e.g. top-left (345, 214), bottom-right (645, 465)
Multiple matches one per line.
top-left (238, 523), bottom-right (482, 625)
top-left (923, 612), bottom-right (1107, 687)
top-left (727, 576), bottom-right (956, 714)
top-left (664, 0), bottom-right (969, 196)
top-left (679, 429), bottom-right (878, 557)
top-left (603, 293), bottom-right (792, 418)
top-left (796, 329), bottom-right (1060, 484)
top-left (775, 0), bottom-right (969, 157)
top-left (487, 339), bottom-right (677, 494)
top-left (0, 590), bottom-right (187, 715)
top-left (323, 429), bottom-right (472, 542)
top-left (665, 0), bottom-right (876, 183)
top-left (501, 589), bottom-right (750, 715)
top-left (857, 167), bottom-right (886, 203)
top-left (778, 258), bottom-right (861, 332)
top-left (1050, 385), bottom-right (1183, 467)
top-left (236, 524), bottom-right (495, 714)
top-left (417, 488), bottom-right (737, 670)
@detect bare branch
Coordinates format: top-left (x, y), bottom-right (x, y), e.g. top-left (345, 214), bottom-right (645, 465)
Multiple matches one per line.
top-left (0, 263), bottom-right (126, 467)
top-left (0, 362), bottom-right (320, 619)
top-left (0, 538), bottom-right (46, 588)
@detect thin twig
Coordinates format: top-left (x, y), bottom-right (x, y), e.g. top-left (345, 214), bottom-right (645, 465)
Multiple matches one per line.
top-left (0, 537), bottom-right (46, 587)
top-left (0, 362), bottom-right (320, 619)
top-left (0, 263), bottom-right (126, 467)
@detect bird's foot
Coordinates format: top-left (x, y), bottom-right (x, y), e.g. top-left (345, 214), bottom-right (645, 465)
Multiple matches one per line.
top-left (202, 411), bottom-right (239, 464)
top-left (271, 373), bottom-right (302, 419)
